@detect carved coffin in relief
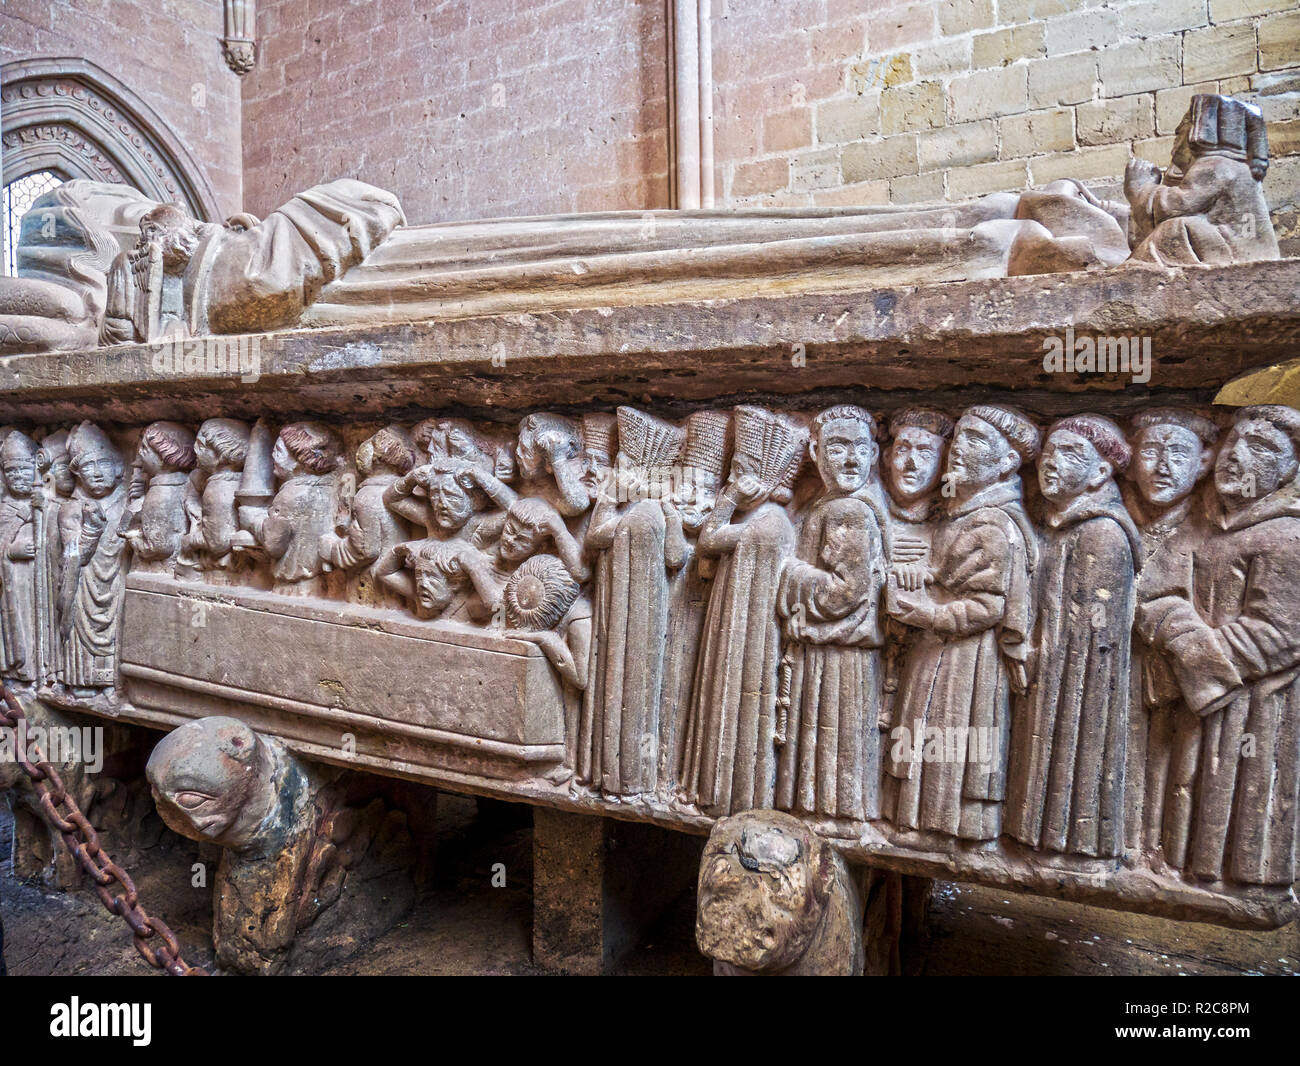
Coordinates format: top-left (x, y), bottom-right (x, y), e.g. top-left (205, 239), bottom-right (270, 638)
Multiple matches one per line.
top-left (120, 573), bottom-right (568, 781)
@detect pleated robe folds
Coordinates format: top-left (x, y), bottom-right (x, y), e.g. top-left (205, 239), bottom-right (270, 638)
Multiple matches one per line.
top-left (679, 503), bottom-right (794, 816)
top-left (580, 499), bottom-right (675, 796)
top-left (1005, 485), bottom-right (1140, 859)
top-left (774, 490), bottom-right (887, 822)
top-left (886, 480), bottom-right (1035, 842)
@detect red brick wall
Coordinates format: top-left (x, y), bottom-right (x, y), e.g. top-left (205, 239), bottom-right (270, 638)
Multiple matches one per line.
top-left (241, 0), bottom-right (671, 224)
top-left (0, 0), bottom-right (243, 217)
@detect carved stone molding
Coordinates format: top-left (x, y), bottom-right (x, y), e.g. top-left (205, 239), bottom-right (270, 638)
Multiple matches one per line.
top-left (0, 57), bottom-right (219, 222)
top-left (221, 1), bottom-right (257, 77)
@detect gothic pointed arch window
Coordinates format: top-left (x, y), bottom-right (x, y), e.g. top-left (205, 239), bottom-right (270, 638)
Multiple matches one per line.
top-left (0, 57), bottom-right (218, 275)
top-left (3, 169), bottom-right (65, 275)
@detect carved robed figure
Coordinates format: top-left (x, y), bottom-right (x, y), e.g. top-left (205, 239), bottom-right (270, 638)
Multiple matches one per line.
top-left (884, 405), bottom-right (1038, 843)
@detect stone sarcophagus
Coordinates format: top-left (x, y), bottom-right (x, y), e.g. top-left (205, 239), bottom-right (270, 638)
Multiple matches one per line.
top-left (3, 94), bottom-right (1300, 974)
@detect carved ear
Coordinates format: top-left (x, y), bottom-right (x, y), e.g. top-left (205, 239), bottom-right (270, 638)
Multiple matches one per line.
top-left (517, 418), bottom-right (543, 478)
top-left (1196, 447), bottom-right (1215, 479)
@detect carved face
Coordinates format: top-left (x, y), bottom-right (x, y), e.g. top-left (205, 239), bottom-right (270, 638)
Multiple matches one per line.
top-left (533, 427), bottom-right (589, 516)
top-left (813, 417), bottom-right (875, 495)
top-left (1039, 428), bottom-right (1107, 503)
top-left (1216, 418), bottom-right (1298, 506)
top-left (136, 438), bottom-right (163, 478)
top-left (271, 436), bottom-right (296, 482)
top-left (725, 453), bottom-right (767, 508)
top-left (947, 414), bottom-right (1016, 496)
top-left (71, 448), bottom-right (123, 499)
top-left (1133, 424), bottom-right (1209, 508)
top-left (413, 565), bottom-right (458, 615)
top-left (886, 426), bottom-right (946, 504)
top-left (193, 430), bottom-right (219, 472)
top-left (424, 471), bottom-right (476, 532)
top-left (696, 821), bottom-right (821, 973)
top-left (499, 513), bottom-right (544, 565)
top-left (140, 207), bottom-right (200, 274)
top-left (671, 469), bottom-right (719, 532)
top-left (2, 456), bottom-right (36, 498)
top-left (146, 718), bottom-right (269, 850)
top-left (45, 454), bottom-right (75, 497)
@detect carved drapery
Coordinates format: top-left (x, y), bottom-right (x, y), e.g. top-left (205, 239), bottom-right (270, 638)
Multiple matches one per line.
top-left (0, 58), bottom-right (219, 222)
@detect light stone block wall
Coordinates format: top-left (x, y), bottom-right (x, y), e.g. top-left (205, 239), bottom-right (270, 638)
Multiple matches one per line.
top-left (715, 0), bottom-right (1300, 254)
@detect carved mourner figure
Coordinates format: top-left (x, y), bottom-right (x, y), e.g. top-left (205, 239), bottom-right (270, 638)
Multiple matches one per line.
top-left (516, 413), bottom-right (594, 519)
top-left (580, 407), bottom-right (686, 799)
top-left (504, 554), bottom-right (592, 693)
top-left (123, 422), bottom-right (197, 574)
top-left (880, 409), bottom-right (953, 725)
top-left (381, 451), bottom-right (514, 545)
top-left (679, 406), bottom-right (804, 816)
top-left (1126, 94), bottom-right (1278, 267)
top-left (236, 422), bottom-right (345, 596)
top-left (775, 406), bottom-right (888, 834)
top-left (1137, 405), bottom-right (1300, 886)
top-left (182, 418), bottom-right (252, 578)
top-left (505, 553), bottom-right (593, 775)
top-left (0, 431), bottom-right (41, 681)
top-left (1124, 409), bottom-right (1218, 868)
top-left (1006, 415), bottom-right (1140, 859)
top-left (383, 538), bottom-right (480, 621)
top-left (35, 431), bottom-right (75, 684)
top-left (320, 425), bottom-right (416, 606)
top-left (57, 424), bottom-right (129, 700)
top-left (661, 409), bottom-right (731, 793)
top-left (884, 405), bottom-right (1038, 843)
top-left (456, 495), bottom-right (588, 617)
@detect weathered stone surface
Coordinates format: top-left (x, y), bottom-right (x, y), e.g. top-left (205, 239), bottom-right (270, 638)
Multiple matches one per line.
top-left (532, 809), bottom-right (700, 974)
top-left (3, 97), bottom-right (1299, 963)
top-left (0, 256), bottom-right (1294, 429)
top-left (696, 810), bottom-right (865, 975)
top-left (146, 716), bottom-right (416, 975)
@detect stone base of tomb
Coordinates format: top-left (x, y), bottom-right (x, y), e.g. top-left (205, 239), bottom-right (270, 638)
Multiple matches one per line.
top-left (532, 809), bottom-right (702, 975)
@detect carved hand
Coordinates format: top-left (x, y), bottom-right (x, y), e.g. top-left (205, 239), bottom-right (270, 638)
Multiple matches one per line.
top-left (1125, 157), bottom-right (1161, 195)
top-left (83, 503), bottom-right (107, 538)
top-left (9, 532), bottom-right (37, 560)
top-left (891, 562), bottom-right (932, 592)
top-left (728, 474), bottom-right (766, 509)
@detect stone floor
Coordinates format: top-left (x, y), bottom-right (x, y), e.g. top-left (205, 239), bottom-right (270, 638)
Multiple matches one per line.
top-left (1, 796), bottom-right (1296, 977)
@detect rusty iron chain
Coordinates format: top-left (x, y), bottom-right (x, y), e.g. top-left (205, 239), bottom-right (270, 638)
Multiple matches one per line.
top-left (1, 684), bottom-right (207, 976)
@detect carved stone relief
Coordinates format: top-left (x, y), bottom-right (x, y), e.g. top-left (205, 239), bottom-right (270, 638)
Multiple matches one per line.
top-left (0, 95), bottom-right (1277, 356)
top-left (6, 392), bottom-right (1298, 911)
top-left (0, 58), bottom-right (219, 218)
top-left (0, 92), bottom-right (1294, 974)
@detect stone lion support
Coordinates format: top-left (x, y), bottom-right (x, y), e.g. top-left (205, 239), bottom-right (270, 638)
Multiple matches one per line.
top-left (696, 809), bottom-right (868, 976)
top-left (145, 716), bottom-right (416, 975)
